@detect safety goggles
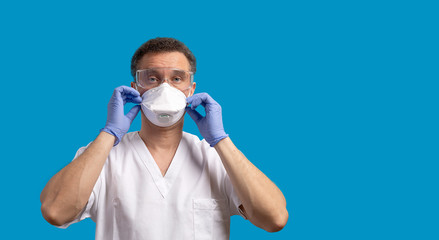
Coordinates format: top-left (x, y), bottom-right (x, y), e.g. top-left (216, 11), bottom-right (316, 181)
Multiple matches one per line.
top-left (135, 67), bottom-right (194, 91)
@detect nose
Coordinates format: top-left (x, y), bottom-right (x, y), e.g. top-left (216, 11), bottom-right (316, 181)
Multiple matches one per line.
top-left (161, 78), bottom-right (172, 84)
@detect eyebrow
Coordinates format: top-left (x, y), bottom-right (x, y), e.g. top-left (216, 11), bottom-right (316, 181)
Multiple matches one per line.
top-left (139, 68), bottom-right (189, 76)
top-left (147, 69), bottom-right (161, 76)
top-left (171, 69), bottom-right (186, 75)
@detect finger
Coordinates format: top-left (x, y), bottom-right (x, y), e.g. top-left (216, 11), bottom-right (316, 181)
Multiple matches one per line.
top-left (112, 87), bottom-right (123, 103)
top-left (112, 86), bottom-right (138, 105)
top-left (125, 95), bottom-right (142, 104)
top-left (119, 85), bottom-right (140, 96)
top-left (121, 93), bottom-right (142, 105)
top-left (185, 106), bottom-right (203, 122)
top-left (186, 94), bottom-right (205, 109)
top-left (116, 85), bottom-right (141, 98)
top-left (191, 93), bottom-right (217, 104)
top-left (186, 93), bottom-right (218, 109)
top-left (126, 105), bottom-right (141, 122)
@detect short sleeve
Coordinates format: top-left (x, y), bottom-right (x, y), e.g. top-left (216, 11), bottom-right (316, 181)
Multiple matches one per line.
top-left (56, 145), bottom-right (103, 229)
top-left (224, 174), bottom-right (248, 220)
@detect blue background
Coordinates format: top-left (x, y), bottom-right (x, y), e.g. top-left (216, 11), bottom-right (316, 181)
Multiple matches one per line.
top-left (0, 0), bottom-right (437, 239)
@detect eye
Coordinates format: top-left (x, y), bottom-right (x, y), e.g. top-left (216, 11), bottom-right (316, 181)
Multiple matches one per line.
top-left (172, 77), bottom-right (182, 82)
top-left (148, 77), bottom-right (159, 82)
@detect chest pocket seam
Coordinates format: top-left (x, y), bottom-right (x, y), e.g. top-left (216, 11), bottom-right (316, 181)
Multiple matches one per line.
top-left (193, 198), bottom-right (229, 240)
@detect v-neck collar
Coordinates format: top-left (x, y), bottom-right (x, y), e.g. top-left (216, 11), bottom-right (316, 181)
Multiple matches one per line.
top-left (130, 132), bottom-right (188, 199)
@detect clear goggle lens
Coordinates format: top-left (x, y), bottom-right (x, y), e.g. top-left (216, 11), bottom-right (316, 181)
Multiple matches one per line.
top-left (136, 68), bottom-right (194, 91)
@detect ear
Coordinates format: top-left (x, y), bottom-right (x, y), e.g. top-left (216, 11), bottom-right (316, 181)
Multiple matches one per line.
top-left (131, 82), bottom-right (137, 90)
top-left (189, 82), bottom-right (196, 97)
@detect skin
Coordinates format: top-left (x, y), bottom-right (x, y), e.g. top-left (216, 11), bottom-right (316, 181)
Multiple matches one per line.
top-left (40, 51), bottom-right (288, 232)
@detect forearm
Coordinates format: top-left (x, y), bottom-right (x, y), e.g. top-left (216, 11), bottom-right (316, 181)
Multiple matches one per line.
top-left (214, 137), bottom-right (288, 232)
top-left (40, 131), bottom-right (115, 226)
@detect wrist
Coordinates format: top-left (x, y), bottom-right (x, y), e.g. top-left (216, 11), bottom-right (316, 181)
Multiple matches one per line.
top-left (100, 127), bottom-right (121, 146)
top-left (208, 133), bottom-right (229, 147)
top-left (213, 136), bottom-right (231, 151)
top-left (98, 130), bottom-right (117, 146)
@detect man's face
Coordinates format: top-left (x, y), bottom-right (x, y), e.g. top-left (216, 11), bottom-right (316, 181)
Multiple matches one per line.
top-left (131, 51), bottom-right (196, 97)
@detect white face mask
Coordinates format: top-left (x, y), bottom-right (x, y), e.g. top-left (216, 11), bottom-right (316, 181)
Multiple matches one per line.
top-left (140, 83), bottom-right (188, 127)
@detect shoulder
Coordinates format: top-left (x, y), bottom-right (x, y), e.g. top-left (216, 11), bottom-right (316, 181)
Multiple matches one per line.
top-left (182, 131), bottom-right (214, 154)
top-left (182, 131), bottom-right (224, 170)
top-left (119, 131), bottom-right (139, 145)
top-left (182, 131), bottom-right (201, 145)
top-left (111, 131), bottom-right (140, 153)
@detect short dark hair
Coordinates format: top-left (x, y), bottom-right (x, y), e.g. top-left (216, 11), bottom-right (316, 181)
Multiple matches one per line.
top-left (130, 37), bottom-right (196, 79)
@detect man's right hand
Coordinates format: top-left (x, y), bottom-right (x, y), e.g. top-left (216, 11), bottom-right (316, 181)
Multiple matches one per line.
top-left (101, 86), bottom-right (142, 146)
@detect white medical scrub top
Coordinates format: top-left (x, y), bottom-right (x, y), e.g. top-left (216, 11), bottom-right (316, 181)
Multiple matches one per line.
top-left (57, 131), bottom-right (246, 240)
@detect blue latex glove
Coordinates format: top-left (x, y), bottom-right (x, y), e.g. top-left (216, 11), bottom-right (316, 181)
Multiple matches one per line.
top-left (101, 86), bottom-right (142, 146)
top-left (186, 93), bottom-right (228, 147)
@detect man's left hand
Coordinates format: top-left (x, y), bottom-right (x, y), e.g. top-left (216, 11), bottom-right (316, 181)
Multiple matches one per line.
top-left (186, 93), bottom-right (228, 147)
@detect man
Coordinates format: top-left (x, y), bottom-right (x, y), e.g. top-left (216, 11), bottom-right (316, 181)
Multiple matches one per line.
top-left (40, 37), bottom-right (288, 239)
